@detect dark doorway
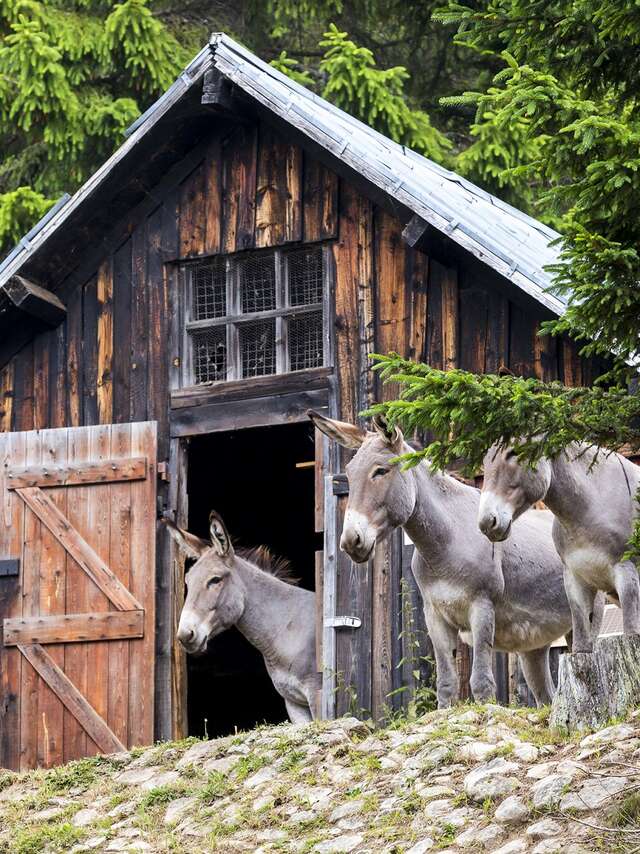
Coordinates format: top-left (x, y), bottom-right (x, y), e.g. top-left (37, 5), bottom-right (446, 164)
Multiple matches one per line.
top-left (185, 421), bottom-right (319, 738)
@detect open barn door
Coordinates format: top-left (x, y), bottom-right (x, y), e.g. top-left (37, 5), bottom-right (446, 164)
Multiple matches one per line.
top-left (0, 422), bottom-right (156, 770)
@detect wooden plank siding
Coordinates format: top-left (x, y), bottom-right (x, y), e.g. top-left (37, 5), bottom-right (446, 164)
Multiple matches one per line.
top-left (331, 182), bottom-right (373, 717)
top-left (0, 114), bottom-right (605, 738)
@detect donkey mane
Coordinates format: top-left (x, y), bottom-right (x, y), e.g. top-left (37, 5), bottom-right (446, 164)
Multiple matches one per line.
top-left (237, 545), bottom-right (300, 586)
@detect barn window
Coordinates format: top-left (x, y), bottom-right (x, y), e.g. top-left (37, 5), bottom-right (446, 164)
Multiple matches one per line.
top-left (183, 245), bottom-right (325, 385)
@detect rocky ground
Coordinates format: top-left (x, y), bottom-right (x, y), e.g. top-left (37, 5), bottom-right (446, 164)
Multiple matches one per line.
top-left (1, 704), bottom-right (639, 853)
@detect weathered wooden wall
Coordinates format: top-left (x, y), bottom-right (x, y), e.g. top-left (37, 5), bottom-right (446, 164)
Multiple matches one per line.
top-left (0, 114), bottom-right (593, 732)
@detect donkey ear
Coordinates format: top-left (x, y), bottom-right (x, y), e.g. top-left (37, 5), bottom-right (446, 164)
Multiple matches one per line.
top-left (307, 410), bottom-right (366, 449)
top-left (209, 511), bottom-right (233, 557)
top-left (164, 518), bottom-right (209, 560)
top-left (372, 414), bottom-right (404, 453)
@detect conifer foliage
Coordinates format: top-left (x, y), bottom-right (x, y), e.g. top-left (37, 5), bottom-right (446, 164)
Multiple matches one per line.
top-left (0, 0), bottom-right (463, 253)
top-left (318, 24), bottom-right (451, 161)
top-left (0, 0), bottom-right (188, 248)
top-left (434, 0), bottom-right (640, 369)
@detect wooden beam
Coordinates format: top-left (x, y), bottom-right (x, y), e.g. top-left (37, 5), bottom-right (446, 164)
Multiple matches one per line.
top-left (402, 214), bottom-right (429, 248)
top-left (15, 487), bottom-right (142, 612)
top-left (201, 68), bottom-right (235, 111)
top-left (17, 643), bottom-right (125, 754)
top-left (170, 387), bottom-right (329, 437)
top-left (402, 215), bottom-right (453, 267)
top-left (5, 457), bottom-right (147, 490)
top-left (3, 275), bottom-right (66, 326)
top-left (4, 611), bottom-right (144, 646)
top-left (170, 366), bottom-right (332, 409)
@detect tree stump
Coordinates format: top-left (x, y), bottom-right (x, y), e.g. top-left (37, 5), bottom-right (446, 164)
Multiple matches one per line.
top-left (550, 635), bottom-right (640, 732)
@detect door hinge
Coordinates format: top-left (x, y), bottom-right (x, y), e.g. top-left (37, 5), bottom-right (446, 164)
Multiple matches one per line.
top-left (157, 462), bottom-right (170, 482)
top-left (0, 559), bottom-right (20, 577)
top-left (324, 616), bottom-right (361, 629)
top-left (331, 474), bottom-right (349, 496)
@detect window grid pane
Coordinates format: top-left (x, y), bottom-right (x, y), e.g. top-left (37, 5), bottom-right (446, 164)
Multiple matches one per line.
top-left (184, 247), bottom-right (325, 384)
top-left (240, 319), bottom-right (276, 378)
top-left (192, 326), bottom-right (227, 383)
top-left (287, 246), bottom-right (323, 306)
top-left (192, 259), bottom-right (227, 320)
top-left (239, 253), bottom-right (276, 313)
top-left (288, 311), bottom-right (323, 371)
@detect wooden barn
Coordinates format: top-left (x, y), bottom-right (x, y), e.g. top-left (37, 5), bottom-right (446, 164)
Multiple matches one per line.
top-left (0, 34), bottom-right (595, 770)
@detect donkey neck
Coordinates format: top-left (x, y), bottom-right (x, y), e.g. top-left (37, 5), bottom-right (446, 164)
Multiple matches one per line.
top-left (234, 560), bottom-right (303, 667)
top-left (544, 449), bottom-right (593, 528)
top-left (404, 464), bottom-right (474, 562)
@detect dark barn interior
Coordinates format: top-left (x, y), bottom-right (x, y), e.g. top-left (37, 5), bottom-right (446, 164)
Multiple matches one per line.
top-left (185, 422), bottom-right (319, 737)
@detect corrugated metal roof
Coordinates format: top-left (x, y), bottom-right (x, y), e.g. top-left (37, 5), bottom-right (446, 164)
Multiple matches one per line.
top-left (210, 34), bottom-right (566, 315)
top-left (0, 33), bottom-right (566, 316)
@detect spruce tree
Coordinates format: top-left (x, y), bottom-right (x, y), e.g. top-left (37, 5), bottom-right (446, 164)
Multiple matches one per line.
top-left (0, 0), bottom-right (191, 249)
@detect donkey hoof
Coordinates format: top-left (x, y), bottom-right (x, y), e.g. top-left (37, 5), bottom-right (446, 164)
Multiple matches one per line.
top-left (470, 679), bottom-right (496, 703)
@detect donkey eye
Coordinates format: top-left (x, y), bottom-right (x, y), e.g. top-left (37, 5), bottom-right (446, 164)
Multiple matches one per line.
top-left (207, 576), bottom-right (222, 587)
top-left (372, 467), bottom-right (389, 479)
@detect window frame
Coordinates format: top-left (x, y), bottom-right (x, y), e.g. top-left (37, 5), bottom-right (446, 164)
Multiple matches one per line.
top-left (180, 244), bottom-right (329, 387)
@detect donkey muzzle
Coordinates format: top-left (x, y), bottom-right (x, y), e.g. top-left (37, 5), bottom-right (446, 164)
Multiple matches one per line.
top-left (177, 611), bottom-right (208, 655)
top-left (340, 509), bottom-right (376, 563)
top-left (478, 492), bottom-right (513, 542)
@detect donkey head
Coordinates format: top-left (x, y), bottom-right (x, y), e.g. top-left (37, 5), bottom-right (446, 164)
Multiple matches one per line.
top-left (166, 512), bottom-right (245, 654)
top-left (309, 411), bottom-right (417, 563)
top-left (478, 444), bottom-right (552, 541)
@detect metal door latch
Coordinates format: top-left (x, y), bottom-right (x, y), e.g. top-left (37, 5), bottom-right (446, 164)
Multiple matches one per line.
top-left (0, 559), bottom-right (20, 577)
top-left (324, 616), bottom-right (361, 629)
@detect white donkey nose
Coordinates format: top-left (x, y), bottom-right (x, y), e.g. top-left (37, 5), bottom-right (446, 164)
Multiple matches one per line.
top-left (177, 626), bottom-right (195, 645)
top-left (340, 526), bottom-right (362, 552)
top-left (478, 491), bottom-right (512, 542)
top-left (341, 508), bottom-right (375, 562)
top-left (478, 511), bottom-right (499, 535)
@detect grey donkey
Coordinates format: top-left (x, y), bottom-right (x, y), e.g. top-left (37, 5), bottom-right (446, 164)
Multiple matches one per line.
top-left (166, 512), bottom-right (318, 723)
top-left (478, 442), bottom-right (640, 651)
top-left (310, 411), bottom-right (602, 707)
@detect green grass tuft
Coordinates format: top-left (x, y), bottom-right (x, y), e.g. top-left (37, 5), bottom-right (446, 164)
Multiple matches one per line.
top-left (612, 791), bottom-right (640, 827)
top-left (14, 822), bottom-right (84, 854)
top-left (233, 752), bottom-right (269, 782)
top-left (42, 757), bottom-right (101, 793)
top-left (199, 771), bottom-right (231, 804)
top-left (139, 782), bottom-right (190, 810)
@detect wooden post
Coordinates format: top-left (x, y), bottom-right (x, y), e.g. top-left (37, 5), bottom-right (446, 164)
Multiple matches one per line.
top-left (550, 636), bottom-right (640, 732)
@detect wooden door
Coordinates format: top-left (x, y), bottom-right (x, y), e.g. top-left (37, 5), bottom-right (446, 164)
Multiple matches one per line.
top-left (0, 422), bottom-right (156, 770)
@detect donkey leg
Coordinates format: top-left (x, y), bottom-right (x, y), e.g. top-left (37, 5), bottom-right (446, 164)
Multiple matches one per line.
top-left (590, 591), bottom-right (606, 642)
top-left (424, 599), bottom-right (459, 708)
top-left (613, 560), bottom-right (640, 635)
top-left (285, 698), bottom-right (313, 724)
top-left (563, 567), bottom-right (597, 652)
top-left (468, 599), bottom-right (496, 702)
top-left (518, 647), bottom-right (555, 707)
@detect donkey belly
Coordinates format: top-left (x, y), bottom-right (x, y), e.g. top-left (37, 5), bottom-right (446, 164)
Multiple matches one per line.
top-left (492, 589), bottom-right (569, 651)
top-left (493, 616), bottom-right (563, 653)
